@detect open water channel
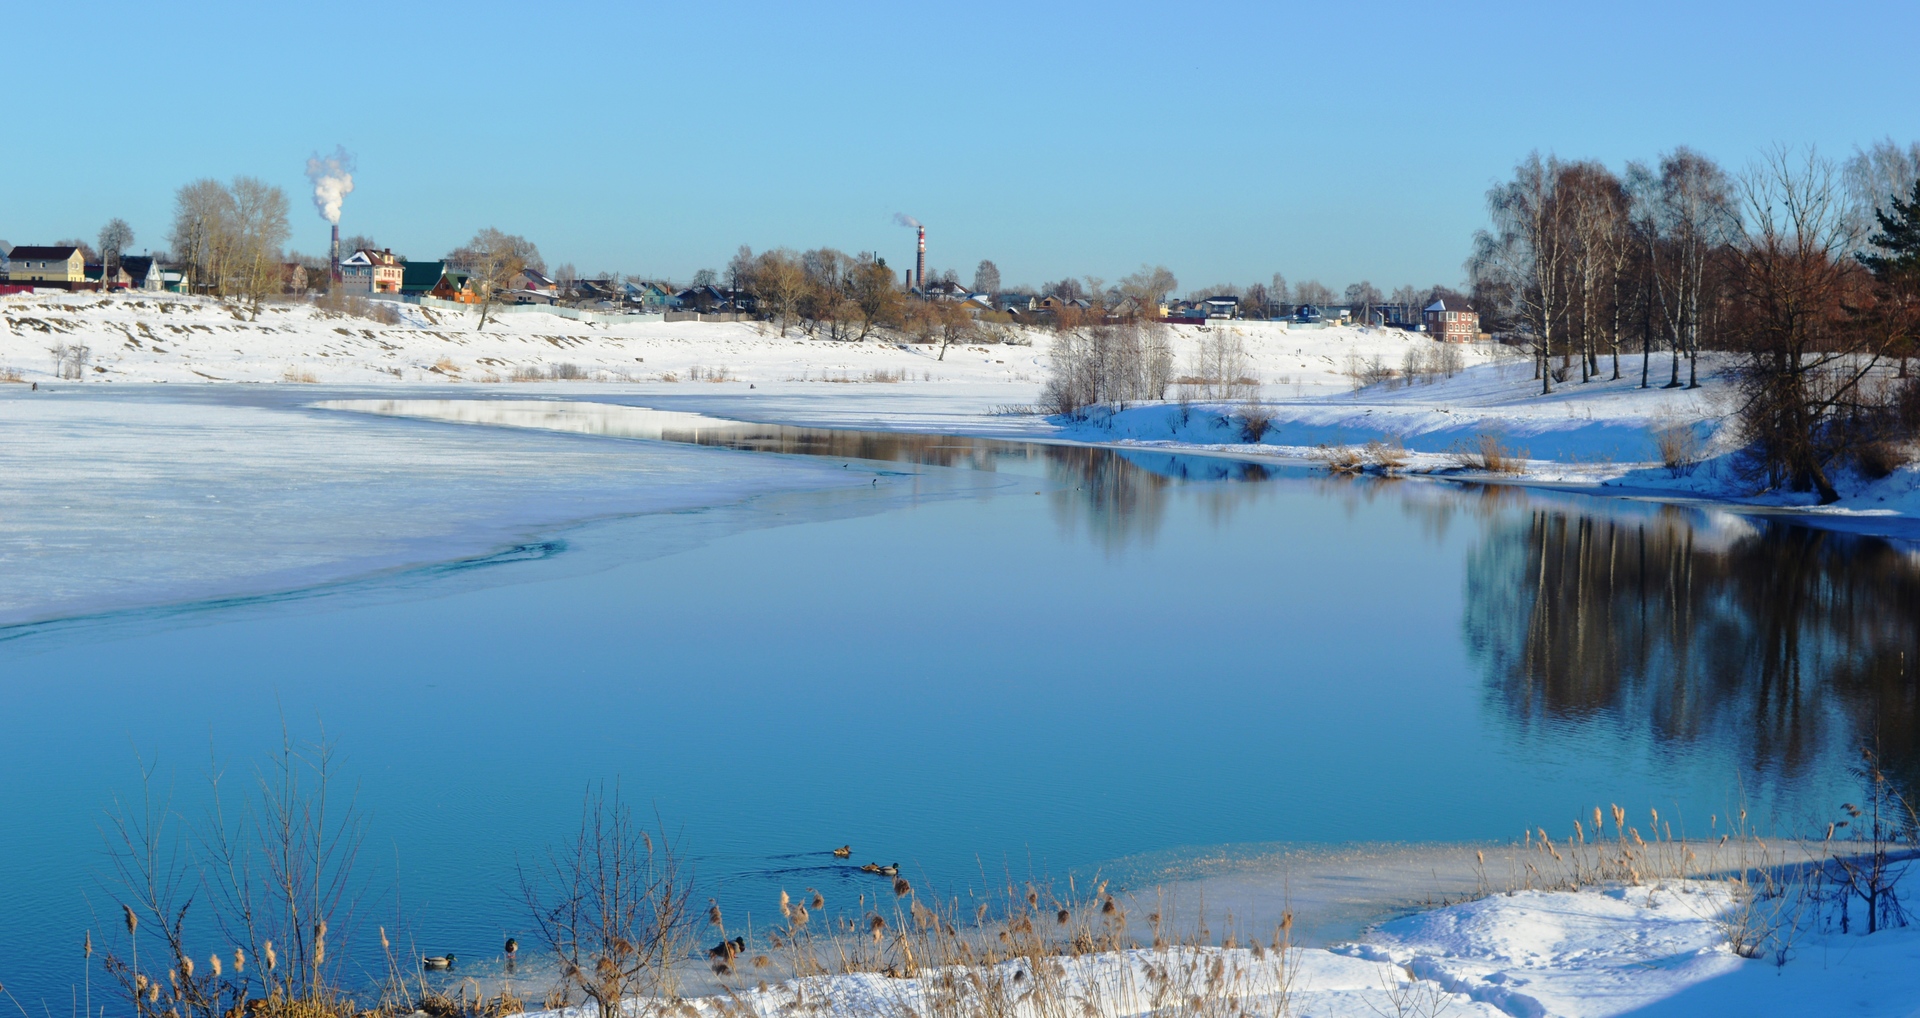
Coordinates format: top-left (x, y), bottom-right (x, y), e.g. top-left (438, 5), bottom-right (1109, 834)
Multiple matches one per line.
top-left (2, 395), bottom-right (1915, 1005)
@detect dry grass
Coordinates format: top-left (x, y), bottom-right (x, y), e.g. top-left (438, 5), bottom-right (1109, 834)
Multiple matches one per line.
top-left (1364, 437), bottom-right (1410, 473)
top-left (1314, 438), bottom-right (1409, 476)
top-left (1312, 443), bottom-right (1367, 475)
top-left (1454, 433), bottom-right (1525, 474)
top-left (1238, 401), bottom-right (1274, 442)
top-left (1856, 440), bottom-right (1912, 480)
top-left (717, 876), bottom-right (1300, 1018)
top-left (0, 365), bottom-right (24, 383)
top-left (431, 357), bottom-right (461, 376)
top-left (281, 366), bottom-right (319, 384)
top-left (1652, 421), bottom-right (1704, 477)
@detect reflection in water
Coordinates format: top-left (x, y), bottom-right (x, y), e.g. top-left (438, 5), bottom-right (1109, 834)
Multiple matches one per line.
top-left (324, 399), bottom-right (1288, 551)
top-left (1465, 506), bottom-right (1920, 801)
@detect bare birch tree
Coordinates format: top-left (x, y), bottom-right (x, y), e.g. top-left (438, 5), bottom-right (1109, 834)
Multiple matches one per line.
top-left (1473, 152), bottom-right (1572, 394)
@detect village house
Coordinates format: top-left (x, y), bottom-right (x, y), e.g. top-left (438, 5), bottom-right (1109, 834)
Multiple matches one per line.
top-left (628, 280), bottom-right (677, 309)
top-left (7, 245), bottom-right (87, 287)
top-left (339, 249), bottom-right (405, 294)
top-left (401, 261), bottom-right (476, 302)
top-left (1201, 295), bottom-right (1240, 319)
top-left (1423, 296), bottom-right (1479, 342)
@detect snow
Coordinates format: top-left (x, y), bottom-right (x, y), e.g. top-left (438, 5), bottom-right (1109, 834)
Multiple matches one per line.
top-left (508, 881), bottom-right (1920, 1018)
top-left (0, 389), bottom-right (872, 629)
top-left (6, 291), bottom-right (1916, 622)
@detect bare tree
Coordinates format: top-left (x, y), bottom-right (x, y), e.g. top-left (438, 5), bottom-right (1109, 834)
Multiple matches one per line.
top-left (1560, 161), bottom-right (1630, 381)
top-left (1726, 147), bottom-right (1877, 503)
top-left (101, 730), bottom-right (368, 1018)
top-left (726, 245), bottom-right (755, 294)
top-left (229, 177), bottom-right (291, 319)
top-left (848, 256), bottom-right (903, 339)
top-left (1119, 264), bottom-right (1178, 313)
top-left (1843, 138), bottom-right (1920, 239)
top-left (1042, 322), bottom-right (1173, 414)
top-left (170, 179), bottom-right (237, 296)
top-left (1269, 273), bottom-right (1289, 305)
top-left (98, 218), bottom-right (135, 286)
top-left (520, 786), bottom-right (695, 1013)
top-left (1472, 152), bottom-right (1573, 394)
top-left (751, 248), bottom-right (808, 335)
top-left (449, 228), bottom-right (540, 329)
top-left (1293, 279), bottom-right (1334, 306)
top-left (972, 259), bottom-right (1001, 294)
top-left (1631, 148), bottom-right (1739, 389)
top-left (1344, 280), bottom-right (1383, 323)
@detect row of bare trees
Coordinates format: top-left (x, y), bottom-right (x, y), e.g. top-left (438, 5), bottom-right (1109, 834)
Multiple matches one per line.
top-left (167, 178), bottom-right (292, 319)
top-left (1472, 142), bottom-right (1920, 501)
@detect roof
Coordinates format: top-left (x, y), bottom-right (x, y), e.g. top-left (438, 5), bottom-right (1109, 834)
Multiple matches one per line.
top-left (119, 256), bottom-right (156, 281)
top-left (1202, 295), bottom-right (1240, 305)
top-left (9, 245), bottom-right (82, 261)
top-left (401, 261), bottom-right (447, 291)
top-left (1425, 296), bottom-right (1475, 313)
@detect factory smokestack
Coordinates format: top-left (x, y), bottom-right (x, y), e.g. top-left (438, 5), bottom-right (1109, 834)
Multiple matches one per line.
top-left (915, 226), bottom-right (925, 291)
top-left (306, 146), bottom-right (356, 284)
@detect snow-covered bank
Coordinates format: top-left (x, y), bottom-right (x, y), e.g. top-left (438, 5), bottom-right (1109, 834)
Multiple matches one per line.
top-left (8, 292), bottom-right (1917, 528)
top-left (1055, 359), bottom-right (1920, 530)
top-left (512, 880), bottom-right (1920, 1018)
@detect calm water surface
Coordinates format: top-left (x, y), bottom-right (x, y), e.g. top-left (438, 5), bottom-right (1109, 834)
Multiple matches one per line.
top-left (1, 400), bottom-right (1915, 1002)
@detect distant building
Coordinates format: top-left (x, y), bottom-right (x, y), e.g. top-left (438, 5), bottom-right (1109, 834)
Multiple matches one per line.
top-left (1423, 296), bottom-right (1479, 343)
top-left (401, 261), bottom-right (476, 302)
top-left (8, 245), bottom-right (86, 286)
top-left (340, 249), bottom-right (405, 294)
top-left (1201, 295), bottom-right (1240, 319)
top-left (119, 256), bottom-right (162, 291)
top-left (516, 267), bottom-right (557, 294)
top-left (629, 280), bottom-right (677, 309)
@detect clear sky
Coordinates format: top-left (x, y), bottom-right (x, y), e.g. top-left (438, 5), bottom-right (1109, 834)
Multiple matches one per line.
top-left (3, 1), bottom-right (1915, 293)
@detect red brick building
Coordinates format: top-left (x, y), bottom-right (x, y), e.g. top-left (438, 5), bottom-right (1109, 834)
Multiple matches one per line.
top-left (1423, 296), bottom-right (1479, 343)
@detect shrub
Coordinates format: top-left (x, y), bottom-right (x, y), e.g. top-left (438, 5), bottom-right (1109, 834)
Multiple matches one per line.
top-left (1312, 444), bottom-right (1366, 475)
top-left (1239, 401), bottom-right (1274, 442)
top-left (1856, 440), bottom-right (1911, 480)
top-left (1364, 437), bottom-right (1410, 472)
top-left (1652, 421), bottom-right (1704, 477)
top-left (1456, 433), bottom-right (1525, 474)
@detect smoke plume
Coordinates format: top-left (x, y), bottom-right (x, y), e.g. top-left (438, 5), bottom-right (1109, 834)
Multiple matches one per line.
top-left (892, 212), bottom-right (922, 229)
top-left (305, 146), bottom-right (356, 225)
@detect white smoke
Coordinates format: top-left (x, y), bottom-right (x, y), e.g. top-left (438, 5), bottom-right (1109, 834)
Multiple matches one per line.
top-left (893, 212), bottom-right (921, 229)
top-left (305, 146), bottom-right (356, 225)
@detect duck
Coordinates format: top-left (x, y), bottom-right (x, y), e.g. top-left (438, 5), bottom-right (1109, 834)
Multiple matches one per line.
top-left (859, 862), bottom-right (882, 874)
top-left (831, 845), bottom-right (852, 859)
top-left (422, 954), bottom-right (455, 971)
top-left (706, 936), bottom-right (745, 960)
top-left (877, 863), bottom-right (900, 877)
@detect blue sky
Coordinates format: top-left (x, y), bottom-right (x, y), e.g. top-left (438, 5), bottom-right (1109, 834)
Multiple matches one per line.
top-left (3, 1), bottom-right (1914, 292)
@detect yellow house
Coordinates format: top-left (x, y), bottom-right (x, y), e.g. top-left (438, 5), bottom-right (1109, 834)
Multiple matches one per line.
top-left (7, 245), bottom-right (87, 285)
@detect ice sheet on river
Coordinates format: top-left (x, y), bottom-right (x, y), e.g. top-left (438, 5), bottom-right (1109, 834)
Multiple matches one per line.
top-left (0, 391), bottom-right (869, 628)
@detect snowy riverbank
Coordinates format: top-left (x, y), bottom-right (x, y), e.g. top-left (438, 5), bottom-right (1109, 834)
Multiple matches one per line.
top-left (5, 291), bottom-right (1917, 532)
top-left (510, 873), bottom-right (1920, 1018)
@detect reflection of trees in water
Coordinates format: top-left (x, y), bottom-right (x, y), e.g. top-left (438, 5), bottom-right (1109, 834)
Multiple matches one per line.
top-left (1466, 508), bottom-right (1920, 798)
top-left (1044, 448), bottom-right (1278, 551)
top-left (662, 422), bottom-right (1277, 551)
